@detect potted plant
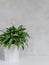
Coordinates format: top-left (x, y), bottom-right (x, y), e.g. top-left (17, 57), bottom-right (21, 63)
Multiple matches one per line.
top-left (0, 25), bottom-right (30, 64)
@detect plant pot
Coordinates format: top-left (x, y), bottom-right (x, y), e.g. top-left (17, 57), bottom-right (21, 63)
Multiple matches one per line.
top-left (4, 45), bottom-right (19, 64)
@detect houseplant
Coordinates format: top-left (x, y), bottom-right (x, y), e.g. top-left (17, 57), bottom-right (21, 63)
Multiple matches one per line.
top-left (0, 25), bottom-right (30, 64)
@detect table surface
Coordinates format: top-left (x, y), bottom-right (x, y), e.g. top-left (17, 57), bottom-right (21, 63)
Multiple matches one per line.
top-left (0, 56), bottom-right (49, 65)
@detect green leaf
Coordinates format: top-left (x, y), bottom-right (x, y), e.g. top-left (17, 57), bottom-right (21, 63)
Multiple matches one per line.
top-left (21, 42), bottom-right (24, 50)
top-left (8, 39), bottom-right (13, 48)
top-left (18, 25), bottom-right (26, 31)
top-left (0, 41), bottom-right (2, 46)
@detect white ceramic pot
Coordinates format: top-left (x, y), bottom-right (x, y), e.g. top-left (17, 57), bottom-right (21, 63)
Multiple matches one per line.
top-left (4, 45), bottom-right (19, 64)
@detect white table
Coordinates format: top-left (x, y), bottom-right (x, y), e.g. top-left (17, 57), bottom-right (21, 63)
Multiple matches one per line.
top-left (0, 56), bottom-right (49, 65)
top-left (20, 56), bottom-right (49, 65)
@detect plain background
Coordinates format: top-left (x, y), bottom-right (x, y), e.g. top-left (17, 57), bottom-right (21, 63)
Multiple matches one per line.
top-left (0, 0), bottom-right (49, 61)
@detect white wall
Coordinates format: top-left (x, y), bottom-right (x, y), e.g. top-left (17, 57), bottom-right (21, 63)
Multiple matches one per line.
top-left (0, 0), bottom-right (49, 57)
